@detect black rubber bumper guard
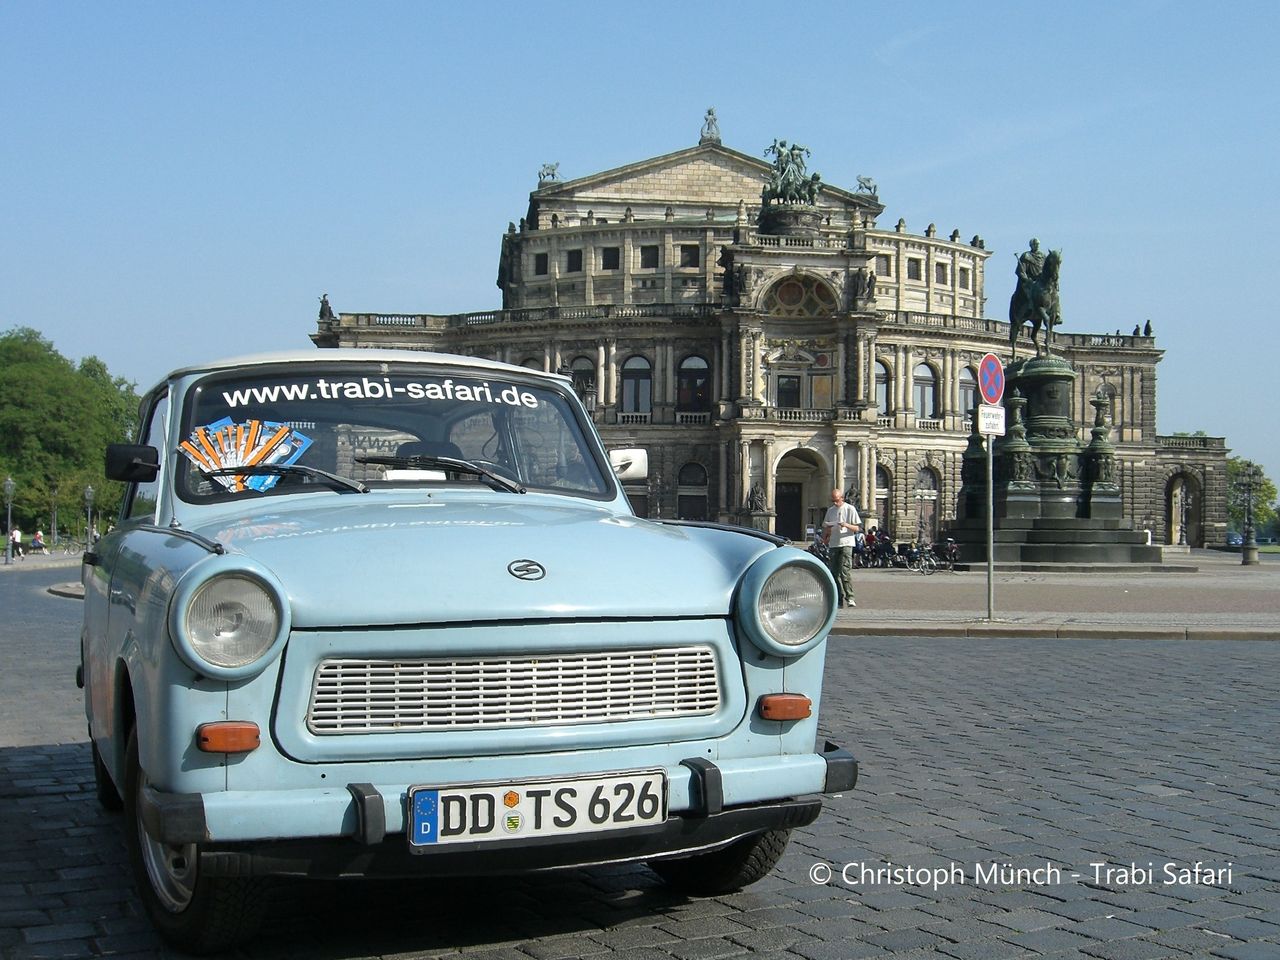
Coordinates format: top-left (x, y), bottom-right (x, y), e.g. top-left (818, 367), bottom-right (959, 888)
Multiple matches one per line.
top-left (145, 742), bottom-right (858, 879)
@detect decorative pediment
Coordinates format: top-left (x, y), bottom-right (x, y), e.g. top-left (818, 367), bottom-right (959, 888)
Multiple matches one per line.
top-left (530, 142), bottom-right (878, 215)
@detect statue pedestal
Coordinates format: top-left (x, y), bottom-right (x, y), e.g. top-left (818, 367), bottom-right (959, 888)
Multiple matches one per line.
top-left (758, 204), bottom-right (823, 238)
top-left (949, 355), bottom-right (1162, 566)
top-left (740, 511), bottom-right (775, 534)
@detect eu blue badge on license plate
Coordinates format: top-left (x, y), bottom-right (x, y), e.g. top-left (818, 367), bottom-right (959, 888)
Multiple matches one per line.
top-left (410, 789), bottom-right (439, 845)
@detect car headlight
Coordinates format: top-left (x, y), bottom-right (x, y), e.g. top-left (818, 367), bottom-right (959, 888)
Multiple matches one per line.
top-left (188, 575), bottom-right (280, 668)
top-left (736, 551), bottom-right (836, 657)
top-left (170, 562), bottom-right (290, 679)
top-left (758, 564), bottom-right (830, 646)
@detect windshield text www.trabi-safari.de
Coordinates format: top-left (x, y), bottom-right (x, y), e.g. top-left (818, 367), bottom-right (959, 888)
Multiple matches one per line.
top-left (220, 378), bottom-right (541, 410)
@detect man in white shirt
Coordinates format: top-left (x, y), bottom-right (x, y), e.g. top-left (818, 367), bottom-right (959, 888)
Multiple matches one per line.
top-left (821, 488), bottom-right (861, 608)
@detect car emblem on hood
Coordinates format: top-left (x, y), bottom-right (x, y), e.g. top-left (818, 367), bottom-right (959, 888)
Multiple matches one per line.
top-left (507, 559), bottom-right (546, 581)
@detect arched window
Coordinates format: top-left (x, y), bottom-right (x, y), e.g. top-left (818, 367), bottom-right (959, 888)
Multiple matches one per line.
top-left (913, 363), bottom-right (938, 419)
top-left (959, 367), bottom-right (977, 420)
top-left (621, 356), bottom-right (652, 414)
top-left (875, 361), bottom-right (891, 415)
top-left (569, 356), bottom-right (594, 395)
top-left (761, 276), bottom-right (838, 318)
top-left (676, 355), bottom-right (710, 412)
top-left (676, 462), bottom-right (709, 521)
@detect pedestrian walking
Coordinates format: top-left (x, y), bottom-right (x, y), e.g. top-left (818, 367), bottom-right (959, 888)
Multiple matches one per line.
top-left (821, 488), bottom-right (861, 607)
top-left (9, 526), bottom-right (24, 560)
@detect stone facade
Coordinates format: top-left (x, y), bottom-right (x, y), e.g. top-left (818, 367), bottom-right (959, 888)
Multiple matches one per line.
top-left (313, 135), bottom-right (1228, 547)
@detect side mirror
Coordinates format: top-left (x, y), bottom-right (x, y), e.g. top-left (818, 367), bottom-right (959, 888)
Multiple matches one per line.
top-left (608, 448), bottom-right (648, 482)
top-left (106, 444), bottom-right (160, 483)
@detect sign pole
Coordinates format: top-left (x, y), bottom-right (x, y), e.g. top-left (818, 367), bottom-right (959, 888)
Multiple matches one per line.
top-left (986, 435), bottom-right (994, 621)
top-left (976, 353), bottom-right (1005, 623)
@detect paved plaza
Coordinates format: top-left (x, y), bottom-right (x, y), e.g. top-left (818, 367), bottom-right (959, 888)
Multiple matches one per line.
top-left (1, 561), bottom-right (1278, 959)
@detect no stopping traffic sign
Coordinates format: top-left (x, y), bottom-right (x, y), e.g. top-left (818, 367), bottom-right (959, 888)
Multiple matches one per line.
top-left (979, 353), bottom-right (1005, 406)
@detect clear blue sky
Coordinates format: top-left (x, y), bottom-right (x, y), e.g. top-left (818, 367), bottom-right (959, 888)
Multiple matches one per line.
top-left (3, 1), bottom-right (1277, 484)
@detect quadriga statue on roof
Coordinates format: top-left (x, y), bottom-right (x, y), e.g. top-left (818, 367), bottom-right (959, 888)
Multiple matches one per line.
top-left (762, 139), bottom-right (821, 206)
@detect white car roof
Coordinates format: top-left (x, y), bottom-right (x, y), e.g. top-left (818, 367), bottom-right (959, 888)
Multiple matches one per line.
top-left (151, 349), bottom-right (569, 394)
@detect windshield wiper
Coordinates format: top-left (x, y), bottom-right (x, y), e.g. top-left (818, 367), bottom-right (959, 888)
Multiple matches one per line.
top-left (203, 464), bottom-right (369, 494)
top-left (355, 455), bottom-right (526, 494)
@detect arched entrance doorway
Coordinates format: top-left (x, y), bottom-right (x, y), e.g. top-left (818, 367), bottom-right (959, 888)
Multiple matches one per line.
top-left (1166, 473), bottom-right (1203, 546)
top-left (914, 467), bottom-right (940, 543)
top-left (874, 466), bottom-right (893, 539)
top-left (774, 448), bottom-right (827, 541)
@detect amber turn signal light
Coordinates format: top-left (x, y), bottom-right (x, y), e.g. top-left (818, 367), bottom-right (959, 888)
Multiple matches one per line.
top-left (758, 694), bottom-right (812, 721)
top-left (196, 721), bottom-right (261, 753)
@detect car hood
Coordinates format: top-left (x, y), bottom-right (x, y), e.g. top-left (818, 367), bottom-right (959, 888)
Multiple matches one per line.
top-left (189, 495), bottom-right (774, 627)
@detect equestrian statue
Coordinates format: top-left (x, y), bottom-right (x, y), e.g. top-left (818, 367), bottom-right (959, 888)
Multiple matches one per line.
top-left (1008, 238), bottom-right (1063, 360)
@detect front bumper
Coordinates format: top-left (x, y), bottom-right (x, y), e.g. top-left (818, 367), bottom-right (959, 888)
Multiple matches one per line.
top-left (141, 743), bottom-right (858, 878)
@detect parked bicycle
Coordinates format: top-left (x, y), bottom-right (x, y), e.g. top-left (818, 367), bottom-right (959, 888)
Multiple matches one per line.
top-left (906, 541), bottom-right (938, 575)
top-left (932, 537), bottom-right (961, 572)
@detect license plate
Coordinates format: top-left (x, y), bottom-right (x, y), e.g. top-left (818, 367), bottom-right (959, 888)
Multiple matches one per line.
top-left (408, 771), bottom-right (666, 848)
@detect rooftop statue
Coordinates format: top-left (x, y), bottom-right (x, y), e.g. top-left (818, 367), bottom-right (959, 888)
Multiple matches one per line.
top-left (1008, 239), bottom-right (1063, 360)
top-left (699, 107), bottom-right (721, 144)
top-left (537, 162), bottom-right (560, 184)
top-left (762, 139), bottom-right (821, 205)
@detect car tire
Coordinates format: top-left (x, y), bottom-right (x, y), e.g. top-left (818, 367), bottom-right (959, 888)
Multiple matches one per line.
top-left (649, 829), bottom-right (791, 895)
top-left (123, 727), bottom-right (266, 954)
top-left (90, 737), bottom-right (123, 812)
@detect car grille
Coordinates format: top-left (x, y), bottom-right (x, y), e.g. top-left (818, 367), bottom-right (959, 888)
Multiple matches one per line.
top-left (306, 645), bottom-right (721, 734)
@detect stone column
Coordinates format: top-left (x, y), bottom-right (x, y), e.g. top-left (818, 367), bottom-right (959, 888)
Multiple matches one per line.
top-left (763, 441), bottom-right (775, 508)
top-left (595, 341), bottom-right (606, 409)
top-left (667, 341), bottom-right (678, 405)
top-left (607, 339), bottom-right (618, 407)
top-left (747, 332), bottom-right (757, 404)
top-left (622, 234), bottom-right (633, 306)
top-left (834, 440), bottom-right (845, 496)
top-left (718, 442), bottom-right (728, 520)
top-left (738, 330), bottom-right (750, 401)
top-left (652, 341), bottom-right (664, 415)
top-left (739, 440), bottom-right (752, 508)
top-left (721, 332), bottom-right (732, 398)
top-left (836, 337), bottom-right (847, 406)
top-left (858, 442), bottom-right (871, 512)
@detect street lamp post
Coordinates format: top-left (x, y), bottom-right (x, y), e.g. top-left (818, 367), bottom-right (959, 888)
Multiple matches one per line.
top-left (50, 482), bottom-right (58, 546)
top-left (1242, 464), bottom-right (1260, 566)
top-left (3, 476), bottom-right (14, 565)
top-left (84, 484), bottom-right (95, 545)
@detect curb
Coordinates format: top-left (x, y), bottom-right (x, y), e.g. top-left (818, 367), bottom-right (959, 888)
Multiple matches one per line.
top-left (48, 582), bottom-right (85, 600)
top-left (829, 623), bottom-right (1280, 641)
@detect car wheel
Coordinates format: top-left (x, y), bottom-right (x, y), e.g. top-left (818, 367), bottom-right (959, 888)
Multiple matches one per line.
top-left (123, 727), bottom-right (266, 954)
top-left (649, 829), bottom-right (791, 895)
top-left (90, 737), bottom-right (123, 812)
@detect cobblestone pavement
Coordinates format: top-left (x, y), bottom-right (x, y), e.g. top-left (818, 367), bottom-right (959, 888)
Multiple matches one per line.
top-left (3, 566), bottom-right (1278, 959)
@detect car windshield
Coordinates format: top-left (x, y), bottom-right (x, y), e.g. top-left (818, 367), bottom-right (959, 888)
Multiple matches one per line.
top-left (174, 364), bottom-right (612, 502)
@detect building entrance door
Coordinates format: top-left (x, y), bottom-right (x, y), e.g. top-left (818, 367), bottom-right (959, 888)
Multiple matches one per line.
top-left (775, 482), bottom-right (804, 541)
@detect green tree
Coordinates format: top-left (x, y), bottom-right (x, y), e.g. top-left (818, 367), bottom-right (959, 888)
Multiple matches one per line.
top-left (0, 327), bottom-right (140, 537)
top-left (1226, 457), bottom-right (1277, 535)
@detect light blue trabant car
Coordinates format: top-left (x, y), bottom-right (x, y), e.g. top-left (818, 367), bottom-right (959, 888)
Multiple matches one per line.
top-left (81, 350), bottom-right (856, 952)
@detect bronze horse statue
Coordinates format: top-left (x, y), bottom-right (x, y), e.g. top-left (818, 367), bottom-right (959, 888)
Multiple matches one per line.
top-left (1008, 248), bottom-right (1062, 360)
